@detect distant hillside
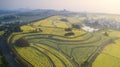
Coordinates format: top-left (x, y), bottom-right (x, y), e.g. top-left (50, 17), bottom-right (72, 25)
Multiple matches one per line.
top-left (0, 9), bottom-right (80, 24)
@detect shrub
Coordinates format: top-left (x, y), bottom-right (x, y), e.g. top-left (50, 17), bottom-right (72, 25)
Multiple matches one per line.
top-left (64, 28), bottom-right (72, 31)
top-left (64, 32), bottom-right (75, 36)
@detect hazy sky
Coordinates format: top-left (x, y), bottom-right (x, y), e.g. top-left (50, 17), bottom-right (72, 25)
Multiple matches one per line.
top-left (0, 0), bottom-right (120, 14)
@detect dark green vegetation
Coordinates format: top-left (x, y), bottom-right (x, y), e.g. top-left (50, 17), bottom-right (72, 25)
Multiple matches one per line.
top-left (0, 47), bottom-right (5, 67)
top-left (0, 31), bottom-right (6, 67)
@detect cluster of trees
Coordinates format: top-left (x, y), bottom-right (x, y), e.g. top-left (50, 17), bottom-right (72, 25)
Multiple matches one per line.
top-left (72, 24), bottom-right (80, 29)
top-left (15, 38), bottom-right (30, 47)
top-left (60, 18), bottom-right (68, 22)
top-left (64, 24), bottom-right (81, 36)
top-left (64, 28), bottom-right (72, 31)
top-left (31, 28), bottom-right (43, 33)
top-left (0, 15), bottom-right (18, 21)
top-left (0, 22), bottom-right (22, 38)
top-left (103, 32), bottom-right (109, 36)
top-left (64, 32), bottom-right (75, 36)
top-left (64, 28), bottom-right (74, 36)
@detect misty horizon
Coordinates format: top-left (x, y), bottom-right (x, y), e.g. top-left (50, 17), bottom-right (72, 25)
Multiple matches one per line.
top-left (0, 0), bottom-right (120, 14)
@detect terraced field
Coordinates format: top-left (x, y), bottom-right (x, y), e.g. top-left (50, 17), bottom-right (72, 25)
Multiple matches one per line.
top-left (8, 16), bottom-right (114, 67)
top-left (93, 30), bottom-right (120, 67)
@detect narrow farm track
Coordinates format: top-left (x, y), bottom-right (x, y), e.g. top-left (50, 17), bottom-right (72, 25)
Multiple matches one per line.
top-left (25, 33), bottom-right (93, 42)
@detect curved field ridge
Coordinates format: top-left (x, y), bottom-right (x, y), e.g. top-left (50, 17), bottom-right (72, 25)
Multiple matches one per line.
top-left (15, 47), bottom-right (53, 67)
top-left (31, 43), bottom-right (74, 67)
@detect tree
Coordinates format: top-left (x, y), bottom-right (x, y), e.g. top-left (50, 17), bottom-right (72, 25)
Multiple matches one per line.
top-left (64, 32), bottom-right (74, 36)
top-left (72, 24), bottom-right (80, 29)
top-left (64, 28), bottom-right (72, 31)
top-left (104, 32), bottom-right (109, 36)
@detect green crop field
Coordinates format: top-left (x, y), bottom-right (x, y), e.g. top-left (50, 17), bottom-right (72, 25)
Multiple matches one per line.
top-left (7, 16), bottom-right (120, 67)
top-left (93, 30), bottom-right (120, 67)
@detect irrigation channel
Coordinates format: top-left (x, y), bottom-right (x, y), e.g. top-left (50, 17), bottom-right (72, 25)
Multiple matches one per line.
top-left (0, 36), bottom-right (22, 67)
